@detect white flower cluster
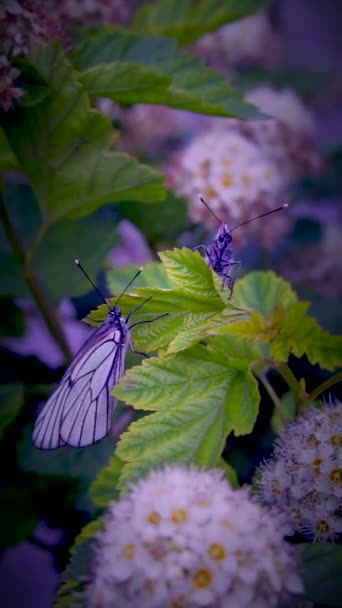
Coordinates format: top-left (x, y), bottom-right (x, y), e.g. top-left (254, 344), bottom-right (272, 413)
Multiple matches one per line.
top-left (194, 14), bottom-right (279, 69)
top-left (0, 55), bottom-right (23, 111)
top-left (167, 126), bottom-right (290, 248)
top-left (0, 0), bottom-right (63, 57)
top-left (87, 466), bottom-right (304, 608)
top-left (246, 86), bottom-right (323, 180)
top-left (56, 0), bottom-right (130, 27)
top-left (255, 400), bottom-right (342, 542)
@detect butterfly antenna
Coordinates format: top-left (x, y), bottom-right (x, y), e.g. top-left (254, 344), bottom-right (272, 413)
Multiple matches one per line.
top-left (230, 203), bottom-right (288, 232)
top-left (198, 195), bottom-right (224, 225)
top-left (74, 259), bottom-right (109, 308)
top-left (114, 267), bottom-right (143, 307)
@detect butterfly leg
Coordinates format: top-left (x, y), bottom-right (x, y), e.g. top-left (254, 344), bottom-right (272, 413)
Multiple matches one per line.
top-left (193, 244), bottom-right (206, 251)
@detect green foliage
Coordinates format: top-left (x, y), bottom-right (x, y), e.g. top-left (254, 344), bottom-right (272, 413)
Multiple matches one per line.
top-left (84, 254), bottom-right (342, 495)
top-left (0, 183), bottom-right (119, 299)
top-left (114, 339), bottom-right (259, 487)
top-left (217, 457), bottom-right (240, 488)
top-left (0, 128), bottom-right (19, 171)
top-left (90, 454), bottom-right (124, 507)
top-left (0, 383), bottom-right (25, 440)
top-left (218, 272), bottom-right (342, 371)
top-left (88, 248), bottom-right (246, 354)
top-left (118, 191), bottom-right (189, 247)
top-left (2, 41), bottom-right (165, 223)
top-left (12, 57), bottom-right (50, 107)
top-left (270, 301), bottom-right (342, 370)
top-left (301, 544), bottom-right (342, 606)
top-left (270, 391), bottom-right (296, 433)
top-left (18, 427), bottom-right (114, 510)
top-left (0, 298), bottom-right (25, 337)
top-left (107, 262), bottom-right (170, 294)
top-left (132, 0), bottom-right (269, 44)
top-left (73, 29), bottom-right (260, 118)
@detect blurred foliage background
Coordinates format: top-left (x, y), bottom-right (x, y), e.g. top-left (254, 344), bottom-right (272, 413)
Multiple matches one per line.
top-left (0, 0), bottom-right (341, 606)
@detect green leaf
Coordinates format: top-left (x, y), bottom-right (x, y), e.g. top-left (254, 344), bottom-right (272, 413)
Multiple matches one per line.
top-left (107, 262), bottom-right (171, 294)
top-left (73, 29), bottom-right (260, 119)
top-left (216, 272), bottom-right (342, 370)
top-left (217, 457), bottom-right (239, 488)
top-left (132, 0), bottom-right (269, 44)
top-left (118, 191), bottom-right (189, 246)
top-left (0, 128), bottom-right (19, 171)
top-left (0, 383), bottom-right (25, 440)
top-left (233, 271), bottom-right (298, 318)
top-left (301, 544), bottom-right (342, 606)
top-left (55, 541), bottom-right (93, 607)
top-left (0, 182), bottom-right (120, 300)
top-left (271, 301), bottom-right (342, 370)
top-left (71, 519), bottom-right (103, 555)
top-left (270, 391), bottom-right (296, 433)
top-left (114, 339), bottom-right (260, 486)
top-left (12, 57), bottom-right (50, 107)
top-left (0, 474), bottom-right (58, 547)
top-left (2, 42), bottom-right (164, 222)
top-left (18, 426), bottom-right (115, 508)
top-left (54, 580), bottom-right (83, 608)
top-left (89, 248), bottom-right (246, 355)
top-left (90, 454), bottom-right (124, 507)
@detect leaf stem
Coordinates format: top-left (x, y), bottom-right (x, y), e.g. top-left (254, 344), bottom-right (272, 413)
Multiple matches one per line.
top-left (256, 372), bottom-right (288, 424)
top-left (0, 191), bottom-right (72, 364)
top-left (304, 371), bottom-right (342, 404)
top-left (25, 222), bottom-right (49, 271)
top-left (262, 359), bottom-right (307, 413)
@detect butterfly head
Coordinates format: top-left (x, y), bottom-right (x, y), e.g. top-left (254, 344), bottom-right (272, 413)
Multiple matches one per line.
top-left (216, 224), bottom-right (232, 246)
top-left (106, 306), bottom-right (122, 327)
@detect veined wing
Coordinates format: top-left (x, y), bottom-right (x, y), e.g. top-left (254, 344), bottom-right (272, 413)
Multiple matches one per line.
top-left (33, 326), bottom-right (128, 449)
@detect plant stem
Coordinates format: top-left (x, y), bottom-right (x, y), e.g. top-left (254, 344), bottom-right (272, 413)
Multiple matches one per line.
top-left (257, 372), bottom-right (288, 425)
top-left (273, 361), bottom-right (305, 403)
top-left (0, 191), bottom-right (72, 364)
top-left (304, 371), bottom-right (342, 404)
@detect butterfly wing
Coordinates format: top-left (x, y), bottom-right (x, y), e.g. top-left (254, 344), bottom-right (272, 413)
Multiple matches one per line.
top-left (33, 325), bottom-right (128, 449)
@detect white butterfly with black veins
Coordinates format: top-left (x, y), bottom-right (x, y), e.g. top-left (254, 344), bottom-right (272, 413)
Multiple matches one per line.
top-left (196, 195), bottom-right (288, 297)
top-left (33, 263), bottom-right (166, 449)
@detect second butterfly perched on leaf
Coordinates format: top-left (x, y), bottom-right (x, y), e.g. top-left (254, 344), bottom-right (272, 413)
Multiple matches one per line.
top-left (195, 195), bottom-right (288, 298)
top-left (33, 264), bottom-right (167, 449)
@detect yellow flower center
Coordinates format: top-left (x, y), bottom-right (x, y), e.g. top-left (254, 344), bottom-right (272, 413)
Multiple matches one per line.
top-left (312, 458), bottom-right (322, 474)
top-left (203, 185), bottom-right (217, 199)
top-left (221, 174), bottom-right (233, 187)
top-left (208, 543), bottom-right (226, 561)
top-left (192, 569), bottom-right (213, 589)
top-left (331, 434), bottom-right (342, 446)
top-left (121, 544), bottom-right (135, 559)
top-left (315, 520), bottom-right (331, 536)
top-left (329, 469), bottom-right (342, 484)
top-left (171, 508), bottom-right (188, 524)
top-left (242, 174), bottom-right (251, 185)
top-left (270, 478), bottom-right (281, 494)
top-left (305, 434), bottom-right (319, 447)
top-left (147, 511), bottom-right (161, 525)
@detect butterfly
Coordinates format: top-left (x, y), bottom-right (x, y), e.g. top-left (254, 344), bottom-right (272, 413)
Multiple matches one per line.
top-left (33, 263), bottom-right (166, 449)
top-left (195, 195), bottom-right (288, 298)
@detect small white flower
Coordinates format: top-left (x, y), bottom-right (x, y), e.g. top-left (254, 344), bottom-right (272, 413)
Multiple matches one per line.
top-left (194, 14), bottom-right (280, 69)
top-left (255, 399), bottom-right (342, 542)
top-left (167, 127), bottom-right (290, 248)
top-left (87, 465), bottom-right (304, 607)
